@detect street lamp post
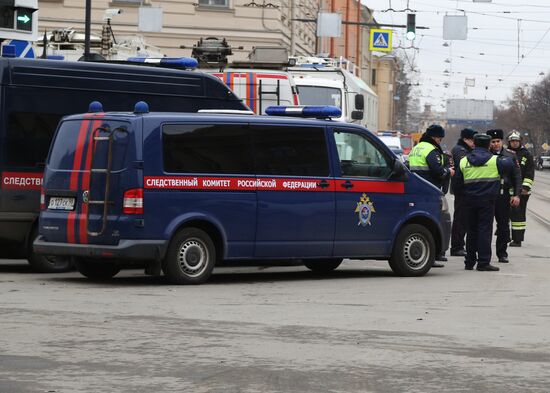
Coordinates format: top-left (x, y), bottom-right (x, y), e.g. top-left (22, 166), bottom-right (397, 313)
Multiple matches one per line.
top-left (84, 0), bottom-right (92, 60)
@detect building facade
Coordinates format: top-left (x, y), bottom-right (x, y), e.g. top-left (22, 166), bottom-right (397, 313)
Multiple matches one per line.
top-left (37, 0), bottom-right (319, 60)
top-left (372, 54), bottom-right (399, 131)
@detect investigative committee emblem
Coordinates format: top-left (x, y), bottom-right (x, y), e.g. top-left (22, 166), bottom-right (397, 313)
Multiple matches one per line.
top-left (355, 193), bottom-right (376, 227)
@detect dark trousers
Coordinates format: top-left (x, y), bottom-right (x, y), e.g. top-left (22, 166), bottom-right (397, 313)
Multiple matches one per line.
top-left (510, 194), bottom-right (530, 242)
top-left (451, 193), bottom-right (466, 252)
top-left (494, 194), bottom-right (511, 258)
top-left (465, 198), bottom-right (495, 267)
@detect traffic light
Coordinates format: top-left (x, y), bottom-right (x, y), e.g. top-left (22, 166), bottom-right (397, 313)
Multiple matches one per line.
top-left (0, 1), bottom-right (38, 41)
top-left (16, 8), bottom-right (34, 32)
top-left (406, 14), bottom-right (416, 40)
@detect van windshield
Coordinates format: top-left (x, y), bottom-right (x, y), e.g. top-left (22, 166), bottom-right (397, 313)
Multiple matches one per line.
top-left (297, 86), bottom-right (342, 109)
top-left (48, 119), bottom-right (130, 171)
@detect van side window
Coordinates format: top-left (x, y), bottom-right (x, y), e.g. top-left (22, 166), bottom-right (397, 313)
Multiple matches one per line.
top-left (163, 124), bottom-right (254, 174)
top-left (6, 112), bottom-right (62, 168)
top-left (253, 126), bottom-right (329, 177)
top-left (334, 130), bottom-right (392, 178)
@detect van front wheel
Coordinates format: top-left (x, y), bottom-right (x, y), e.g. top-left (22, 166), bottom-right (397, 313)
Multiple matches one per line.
top-left (304, 258), bottom-right (343, 273)
top-left (163, 228), bottom-right (216, 285)
top-left (74, 258), bottom-right (120, 280)
top-left (389, 224), bottom-right (434, 277)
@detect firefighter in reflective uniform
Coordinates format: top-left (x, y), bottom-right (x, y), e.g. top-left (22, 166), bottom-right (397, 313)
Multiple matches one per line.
top-left (486, 129), bottom-right (521, 263)
top-left (409, 124), bottom-right (454, 266)
top-left (507, 131), bottom-right (535, 247)
top-left (454, 134), bottom-right (517, 271)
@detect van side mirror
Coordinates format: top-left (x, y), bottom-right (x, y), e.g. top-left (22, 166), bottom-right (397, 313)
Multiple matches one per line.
top-left (390, 158), bottom-right (408, 180)
top-left (355, 94), bottom-right (364, 110)
top-left (351, 110), bottom-right (363, 120)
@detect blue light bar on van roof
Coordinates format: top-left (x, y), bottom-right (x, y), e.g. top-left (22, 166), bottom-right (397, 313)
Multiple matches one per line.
top-left (134, 101), bottom-right (149, 114)
top-left (265, 106), bottom-right (342, 119)
top-left (1, 45), bottom-right (16, 58)
top-left (88, 101), bottom-right (103, 113)
top-left (126, 57), bottom-right (199, 69)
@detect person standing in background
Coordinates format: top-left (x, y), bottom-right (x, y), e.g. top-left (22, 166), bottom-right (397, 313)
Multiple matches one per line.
top-left (486, 129), bottom-right (521, 263)
top-left (454, 134), bottom-right (517, 272)
top-left (409, 124), bottom-right (454, 266)
top-left (507, 131), bottom-right (535, 247)
top-left (449, 128), bottom-right (477, 257)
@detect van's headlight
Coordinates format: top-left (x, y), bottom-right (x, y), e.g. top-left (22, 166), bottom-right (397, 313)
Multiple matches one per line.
top-left (440, 195), bottom-right (449, 212)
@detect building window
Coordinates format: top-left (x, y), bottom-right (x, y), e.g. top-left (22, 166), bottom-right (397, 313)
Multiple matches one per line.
top-left (372, 69), bottom-right (377, 86)
top-left (198, 0), bottom-right (229, 7)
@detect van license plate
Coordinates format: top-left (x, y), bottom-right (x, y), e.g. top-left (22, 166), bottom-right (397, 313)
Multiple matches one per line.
top-left (48, 197), bottom-right (75, 211)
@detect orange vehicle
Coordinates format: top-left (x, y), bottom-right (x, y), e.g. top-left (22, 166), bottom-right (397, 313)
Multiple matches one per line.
top-left (411, 132), bottom-right (423, 147)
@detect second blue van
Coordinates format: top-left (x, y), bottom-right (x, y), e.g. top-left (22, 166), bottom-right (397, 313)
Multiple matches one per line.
top-left (34, 104), bottom-right (451, 284)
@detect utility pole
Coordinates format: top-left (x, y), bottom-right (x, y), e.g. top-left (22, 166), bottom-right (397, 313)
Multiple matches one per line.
top-left (290, 0), bottom-right (296, 56)
top-left (84, 0), bottom-right (92, 60)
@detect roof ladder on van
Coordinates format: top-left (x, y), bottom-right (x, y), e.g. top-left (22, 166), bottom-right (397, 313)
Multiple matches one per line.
top-left (258, 79), bottom-right (280, 115)
top-left (86, 126), bottom-right (127, 237)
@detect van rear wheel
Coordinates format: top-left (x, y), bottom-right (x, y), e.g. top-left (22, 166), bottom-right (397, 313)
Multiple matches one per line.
top-left (304, 258), bottom-right (343, 273)
top-left (389, 224), bottom-right (434, 277)
top-left (163, 228), bottom-right (216, 285)
top-left (27, 228), bottom-right (73, 273)
top-left (74, 258), bottom-right (120, 280)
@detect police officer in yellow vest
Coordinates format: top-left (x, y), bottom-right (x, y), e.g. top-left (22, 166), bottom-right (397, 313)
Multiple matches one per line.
top-left (409, 124), bottom-right (454, 266)
top-left (454, 134), bottom-right (518, 271)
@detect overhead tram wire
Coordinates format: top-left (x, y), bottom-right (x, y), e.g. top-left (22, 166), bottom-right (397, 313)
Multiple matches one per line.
top-left (446, 0), bottom-right (550, 9)
top-left (412, 0), bottom-right (550, 23)
top-left (489, 25), bottom-right (550, 89)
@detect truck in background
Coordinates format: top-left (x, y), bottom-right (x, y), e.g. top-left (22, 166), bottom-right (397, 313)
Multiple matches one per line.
top-left (400, 133), bottom-right (414, 156)
top-left (189, 38), bottom-right (299, 114)
top-left (289, 56), bottom-right (378, 131)
top-left (377, 131), bottom-right (405, 163)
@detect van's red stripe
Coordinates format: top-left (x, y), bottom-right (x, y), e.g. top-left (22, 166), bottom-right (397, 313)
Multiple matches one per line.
top-left (67, 116), bottom-right (92, 244)
top-left (79, 116), bottom-right (104, 244)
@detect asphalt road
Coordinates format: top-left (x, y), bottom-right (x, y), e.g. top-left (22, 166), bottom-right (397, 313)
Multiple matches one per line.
top-left (1, 174), bottom-right (549, 393)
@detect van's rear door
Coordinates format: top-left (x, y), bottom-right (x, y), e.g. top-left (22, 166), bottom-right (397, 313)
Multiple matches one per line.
top-left (40, 115), bottom-right (138, 245)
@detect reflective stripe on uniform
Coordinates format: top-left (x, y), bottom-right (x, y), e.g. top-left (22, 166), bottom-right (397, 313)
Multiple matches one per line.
top-left (523, 178), bottom-right (534, 187)
top-left (511, 221), bottom-right (526, 229)
top-left (460, 155), bottom-right (499, 183)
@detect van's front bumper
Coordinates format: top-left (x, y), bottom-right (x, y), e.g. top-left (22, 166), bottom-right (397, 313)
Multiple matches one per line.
top-left (33, 236), bottom-right (167, 261)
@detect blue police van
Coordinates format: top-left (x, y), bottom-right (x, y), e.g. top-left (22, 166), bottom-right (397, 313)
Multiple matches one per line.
top-left (34, 103), bottom-right (451, 284)
top-left (0, 57), bottom-right (247, 273)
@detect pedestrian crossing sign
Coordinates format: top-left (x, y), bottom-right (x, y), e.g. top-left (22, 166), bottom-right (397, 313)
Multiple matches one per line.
top-left (369, 29), bottom-right (393, 52)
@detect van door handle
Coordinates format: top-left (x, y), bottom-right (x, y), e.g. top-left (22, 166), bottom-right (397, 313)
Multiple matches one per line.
top-left (341, 180), bottom-right (354, 189)
top-left (317, 180), bottom-right (330, 189)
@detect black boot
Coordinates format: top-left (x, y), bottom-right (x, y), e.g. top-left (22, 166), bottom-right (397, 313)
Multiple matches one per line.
top-left (477, 264), bottom-right (500, 271)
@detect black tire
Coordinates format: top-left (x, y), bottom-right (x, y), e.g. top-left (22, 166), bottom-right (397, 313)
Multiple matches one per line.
top-left (163, 228), bottom-right (216, 285)
top-left (303, 258), bottom-right (343, 273)
top-left (27, 228), bottom-right (73, 273)
top-left (74, 258), bottom-right (120, 280)
top-left (389, 224), bottom-right (435, 277)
